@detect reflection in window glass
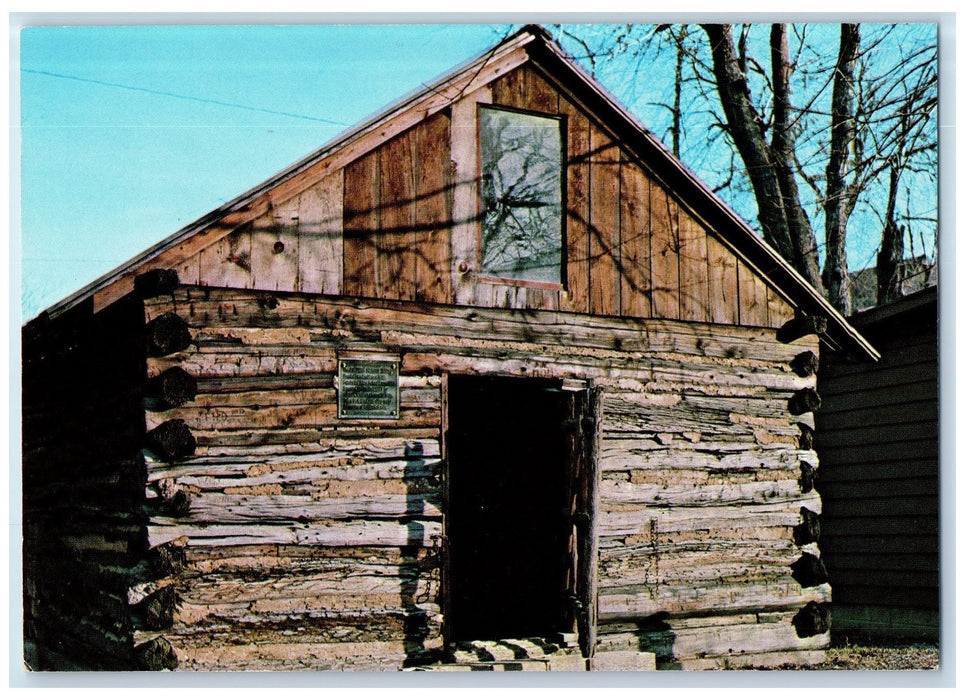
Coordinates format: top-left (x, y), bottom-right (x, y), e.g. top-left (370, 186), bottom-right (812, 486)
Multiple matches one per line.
top-left (480, 107), bottom-right (562, 283)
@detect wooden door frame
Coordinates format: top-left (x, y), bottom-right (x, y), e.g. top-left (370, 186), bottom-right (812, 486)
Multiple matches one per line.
top-left (438, 372), bottom-right (600, 656)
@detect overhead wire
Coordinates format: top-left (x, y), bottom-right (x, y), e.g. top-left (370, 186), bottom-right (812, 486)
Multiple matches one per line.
top-left (22, 68), bottom-right (350, 126)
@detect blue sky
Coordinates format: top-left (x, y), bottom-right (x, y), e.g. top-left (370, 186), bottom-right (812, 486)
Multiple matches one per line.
top-left (15, 20), bottom-right (940, 321)
top-left (17, 23), bottom-right (510, 320)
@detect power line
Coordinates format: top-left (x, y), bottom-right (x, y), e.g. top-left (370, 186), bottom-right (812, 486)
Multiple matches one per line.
top-left (23, 68), bottom-right (349, 126)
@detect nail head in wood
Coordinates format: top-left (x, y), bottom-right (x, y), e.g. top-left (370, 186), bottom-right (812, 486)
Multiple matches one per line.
top-left (145, 312), bottom-right (192, 357)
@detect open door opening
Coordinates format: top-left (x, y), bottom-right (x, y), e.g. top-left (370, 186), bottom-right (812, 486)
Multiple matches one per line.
top-left (445, 375), bottom-right (594, 647)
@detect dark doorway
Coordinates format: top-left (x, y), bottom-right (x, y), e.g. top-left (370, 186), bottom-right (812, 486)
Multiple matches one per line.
top-left (445, 375), bottom-right (574, 643)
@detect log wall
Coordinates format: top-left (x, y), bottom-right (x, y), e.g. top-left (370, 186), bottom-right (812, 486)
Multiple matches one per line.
top-left (22, 297), bottom-right (149, 670)
top-left (129, 285), bottom-right (825, 670)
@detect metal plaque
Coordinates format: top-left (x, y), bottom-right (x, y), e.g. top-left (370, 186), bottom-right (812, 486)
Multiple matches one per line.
top-left (338, 359), bottom-right (400, 419)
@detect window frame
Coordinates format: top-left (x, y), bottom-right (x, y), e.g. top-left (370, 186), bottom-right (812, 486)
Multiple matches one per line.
top-left (475, 103), bottom-right (568, 290)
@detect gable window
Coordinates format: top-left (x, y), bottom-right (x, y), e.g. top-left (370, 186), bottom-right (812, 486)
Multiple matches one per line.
top-left (479, 106), bottom-right (563, 284)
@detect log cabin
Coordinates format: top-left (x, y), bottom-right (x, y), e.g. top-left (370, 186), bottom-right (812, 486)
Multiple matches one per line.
top-left (22, 25), bottom-right (879, 672)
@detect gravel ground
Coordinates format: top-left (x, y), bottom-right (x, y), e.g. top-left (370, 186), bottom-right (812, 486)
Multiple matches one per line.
top-left (811, 642), bottom-right (940, 670)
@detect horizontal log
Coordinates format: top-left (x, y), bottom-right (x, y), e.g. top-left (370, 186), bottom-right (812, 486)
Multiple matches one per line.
top-left (134, 636), bottom-right (179, 670)
top-left (790, 350), bottom-right (819, 377)
top-left (147, 367), bottom-right (198, 408)
top-left (148, 288), bottom-right (815, 363)
top-left (135, 607), bottom-right (442, 648)
top-left (146, 312), bottom-right (193, 357)
top-left (793, 507), bottom-right (821, 545)
top-left (145, 419), bottom-right (196, 462)
top-left (148, 518), bottom-right (442, 549)
top-left (792, 601), bottom-right (831, 637)
top-left (600, 440), bottom-right (805, 473)
top-left (149, 350), bottom-right (336, 379)
top-left (597, 610), bottom-right (828, 662)
top-left (146, 403), bottom-right (439, 433)
top-left (788, 388), bottom-right (821, 415)
top-left (168, 639), bottom-right (415, 671)
top-left (598, 580), bottom-right (831, 620)
top-left (665, 649), bottom-right (827, 670)
top-left (600, 478), bottom-right (806, 509)
top-left (599, 551), bottom-right (805, 589)
top-left (176, 565), bottom-right (437, 605)
top-left (776, 315), bottom-right (827, 343)
top-left (156, 491), bottom-right (442, 523)
top-left (599, 498), bottom-right (821, 538)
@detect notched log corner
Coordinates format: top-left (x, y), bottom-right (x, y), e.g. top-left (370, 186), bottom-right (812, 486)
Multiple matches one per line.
top-left (150, 538), bottom-right (188, 577)
top-left (160, 489), bottom-right (192, 518)
top-left (777, 315), bottom-right (828, 344)
top-left (793, 507), bottom-right (821, 545)
top-left (146, 312), bottom-right (192, 357)
top-left (791, 552), bottom-right (828, 588)
top-left (148, 367), bottom-right (198, 409)
top-left (789, 388), bottom-right (821, 415)
top-left (799, 461), bottom-right (816, 493)
top-left (134, 269), bottom-right (180, 299)
top-left (134, 585), bottom-right (179, 630)
top-left (792, 602), bottom-right (831, 638)
top-left (797, 423), bottom-right (814, 450)
top-left (790, 351), bottom-right (819, 377)
top-left (146, 419), bottom-right (197, 462)
top-left (134, 636), bottom-right (178, 671)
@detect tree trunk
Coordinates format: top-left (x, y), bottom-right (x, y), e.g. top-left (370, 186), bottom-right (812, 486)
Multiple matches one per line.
top-left (701, 24), bottom-right (794, 263)
top-left (701, 24), bottom-right (822, 292)
top-left (822, 24), bottom-right (861, 315)
top-left (876, 164), bottom-right (905, 305)
top-left (770, 24), bottom-right (823, 293)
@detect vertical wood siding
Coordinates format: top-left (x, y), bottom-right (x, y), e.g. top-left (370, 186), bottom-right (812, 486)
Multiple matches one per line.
top-left (177, 63), bottom-right (793, 330)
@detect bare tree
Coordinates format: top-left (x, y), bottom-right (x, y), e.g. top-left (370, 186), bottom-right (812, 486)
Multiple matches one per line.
top-left (551, 22), bottom-right (937, 311)
top-left (822, 24), bottom-right (861, 315)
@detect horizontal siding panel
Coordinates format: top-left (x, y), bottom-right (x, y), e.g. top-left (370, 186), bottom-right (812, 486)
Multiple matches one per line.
top-left (819, 534), bottom-right (939, 555)
top-left (818, 476), bottom-right (938, 498)
top-left (820, 494), bottom-right (937, 518)
top-left (820, 514), bottom-right (938, 537)
top-left (816, 457), bottom-right (938, 482)
top-left (821, 551), bottom-right (939, 573)
top-left (821, 340), bottom-right (936, 377)
top-left (830, 586), bottom-right (939, 610)
top-left (817, 437), bottom-right (938, 464)
top-left (817, 421), bottom-right (937, 447)
top-left (815, 398), bottom-right (937, 428)
top-left (818, 365), bottom-right (938, 397)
